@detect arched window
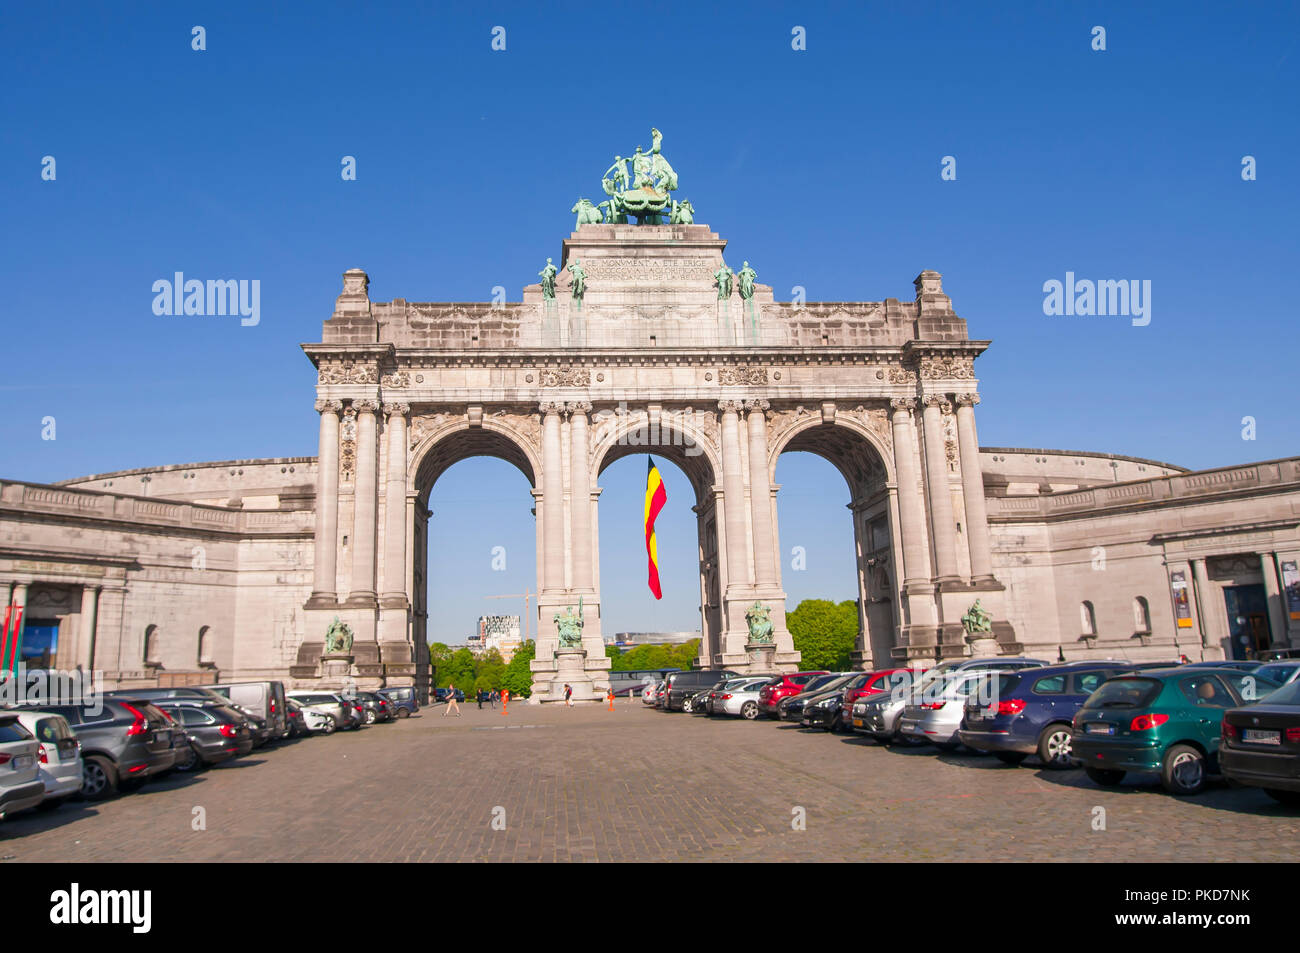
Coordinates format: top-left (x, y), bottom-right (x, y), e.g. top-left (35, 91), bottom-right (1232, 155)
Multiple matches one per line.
top-left (198, 626), bottom-right (214, 666)
top-left (1133, 597), bottom-right (1151, 634)
top-left (144, 625), bottom-right (161, 665)
top-left (1080, 601), bottom-right (1097, 637)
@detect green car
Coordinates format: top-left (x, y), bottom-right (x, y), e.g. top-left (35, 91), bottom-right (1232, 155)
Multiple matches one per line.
top-left (1071, 667), bottom-right (1281, 795)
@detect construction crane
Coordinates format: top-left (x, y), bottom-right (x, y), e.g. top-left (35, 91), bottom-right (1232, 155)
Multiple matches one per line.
top-left (485, 589), bottom-right (534, 643)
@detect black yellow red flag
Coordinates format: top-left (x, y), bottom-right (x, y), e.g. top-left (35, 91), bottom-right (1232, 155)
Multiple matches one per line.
top-left (644, 457), bottom-right (667, 599)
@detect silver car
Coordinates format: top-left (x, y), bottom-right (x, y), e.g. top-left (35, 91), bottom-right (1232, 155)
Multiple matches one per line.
top-left (12, 711), bottom-right (82, 808)
top-left (712, 678), bottom-right (773, 719)
top-left (0, 713), bottom-right (45, 821)
top-left (898, 670), bottom-right (1010, 750)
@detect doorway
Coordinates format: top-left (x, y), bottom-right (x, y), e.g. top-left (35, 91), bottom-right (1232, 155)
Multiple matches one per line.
top-left (1223, 585), bottom-right (1272, 659)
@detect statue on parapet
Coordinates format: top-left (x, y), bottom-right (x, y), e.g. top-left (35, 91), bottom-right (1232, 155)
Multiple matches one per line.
top-left (567, 259), bottom-right (588, 301)
top-left (713, 263), bottom-right (734, 299)
top-left (961, 600), bottom-right (993, 636)
top-left (324, 616), bottom-right (354, 655)
top-left (738, 261), bottom-right (758, 300)
top-left (538, 258), bottom-right (557, 300)
top-left (745, 603), bottom-right (774, 644)
top-left (571, 198), bottom-right (603, 227)
top-left (670, 199), bottom-right (694, 225)
top-left (554, 596), bottom-right (585, 649)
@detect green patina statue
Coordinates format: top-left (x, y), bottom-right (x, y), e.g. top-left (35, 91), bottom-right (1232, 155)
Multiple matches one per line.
top-left (567, 259), bottom-right (587, 301)
top-left (738, 261), bottom-right (758, 300)
top-left (961, 600), bottom-right (993, 636)
top-left (713, 263), bottom-right (734, 299)
top-left (745, 602), bottom-right (774, 644)
top-left (670, 199), bottom-right (694, 225)
top-left (324, 616), bottom-right (354, 655)
top-left (571, 198), bottom-right (603, 227)
top-left (538, 257), bottom-right (557, 300)
top-left (554, 596), bottom-right (584, 649)
top-left (582, 127), bottom-right (686, 226)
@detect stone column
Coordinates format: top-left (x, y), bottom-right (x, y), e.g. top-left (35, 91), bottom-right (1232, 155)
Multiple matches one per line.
top-left (78, 585), bottom-right (100, 671)
top-left (889, 399), bottom-right (930, 587)
top-left (1261, 552), bottom-right (1287, 648)
top-left (348, 399), bottom-right (380, 602)
top-left (541, 402), bottom-right (567, 593)
top-left (745, 399), bottom-right (777, 587)
top-left (381, 402), bottom-right (410, 606)
top-left (954, 393), bottom-right (995, 584)
top-left (568, 401), bottom-right (594, 592)
top-left (309, 400), bottom-right (342, 603)
top-left (921, 395), bottom-right (961, 585)
top-left (718, 401), bottom-right (751, 592)
top-left (1190, 557), bottom-right (1217, 651)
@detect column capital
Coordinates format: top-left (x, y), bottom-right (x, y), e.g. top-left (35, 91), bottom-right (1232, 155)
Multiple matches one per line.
top-left (566, 400), bottom-right (593, 415)
top-left (539, 400), bottom-right (566, 415)
top-left (743, 398), bottom-right (770, 413)
top-left (718, 399), bottom-right (742, 413)
top-left (954, 392), bottom-right (981, 407)
top-left (890, 397), bottom-right (916, 413)
top-left (921, 394), bottom-right (947, 409)
top-left (383, 401), bottom-right (410, 417)
top-left (353, 398), bottom-right (380, 413)
top-left (315, 399), bottom-right (343, 414)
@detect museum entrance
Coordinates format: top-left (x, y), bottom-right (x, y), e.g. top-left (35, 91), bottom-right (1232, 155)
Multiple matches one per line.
top-left (1223, 584), bottom-right (1272, 660)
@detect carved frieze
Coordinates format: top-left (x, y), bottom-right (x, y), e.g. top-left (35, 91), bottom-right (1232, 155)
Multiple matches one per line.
top-left (318, 363), bottom-right (379, 385)
top-left (408, 413), bottom-right (450, 451)
top-left (887, 366), bottom-right (917, 385)
top-left (538, 366), bottom-right (591, 387)
top-left (717, 366), bottom-right (767, 386)
top-left (848, 405), bottom-right (893, 453)
top-left (381, 371), bottom-right (410, 388)
top-left (919, 356), bottom-right (975, 381)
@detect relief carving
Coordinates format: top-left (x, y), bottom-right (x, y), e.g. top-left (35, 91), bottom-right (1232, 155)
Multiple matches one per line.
top-left (538, 366), bottom-right (591, 387)
top-left (318, 363), bottom-right (380, 385)
top-left (717, 366), bottom-right (768, 386)
top-left (919, 356), bottom-right (975, 381)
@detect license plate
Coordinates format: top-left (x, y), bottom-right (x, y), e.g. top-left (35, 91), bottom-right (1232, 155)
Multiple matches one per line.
top-left (853, 719), bottom-right (863, 727)
top-left (1086, 723), bottom-right (1113, 735)
top-left (1243, 729), bottom-right (1281, 745)
top-left (13, 755), bottom-right (33, 769)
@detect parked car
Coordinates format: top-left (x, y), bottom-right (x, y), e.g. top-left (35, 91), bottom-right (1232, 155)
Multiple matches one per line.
top-left (288, 697), bottom-right (337, 734)
top-left (957, 661), bottom-right (1151, 767)
top-left (433, 688), bottom-right (465, 703)
top-left (712, 679), bottom-right (773, 719)
top-left (1219, 677), bottom-right (1300, 805)
top-left (287, 691), bottom-right (359, 731)
top-left (641, 681), bottom-right (660, 706)
top-left (15, 697), bottom-right (178, 799)
top-left (1183, 660), bottom-right (1264, 673)
top-left (10, 710), bottom-right (82, 809)
top-left (285, 698), bottom-right (310, 737)
top-left (351, 691), bottom-right (394, 724)
top-left (686, 687), bottom-right (714, 714)
top-left (199, 682), bottom-right (289, 740)
top-left (1071, 667), bottom-right (1281, 795)
top-left (652, 681), bottom-right (667, 709)
top-left (376, 686), bottom-right (419, 718)
top-left (1253, 660), bottom-right (1300, 688)
top-left (783, 674), bottom-right (856, 726)
top-left (835, 669), bottom-right (924, 731)
top-left (756, 672), bottom-right (829, 718)
top-left (899, 669), bottom-right (1018, 750)
top-left (852, 657), bottom-right (1050, 743)
top-left (152, 699), bottom-right (253, 770)
top-left (705, 677), bottom-right (772, 715)
top-left (117, 687), bottom-right (275, 747)
top-left (0, 713), bottom-right (44, 820)
top-left (663, 670), bottom-right (741, 712)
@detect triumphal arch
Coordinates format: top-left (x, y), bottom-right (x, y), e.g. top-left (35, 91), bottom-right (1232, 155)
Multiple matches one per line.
top-left (299, 129), bottom-right (1018, 702)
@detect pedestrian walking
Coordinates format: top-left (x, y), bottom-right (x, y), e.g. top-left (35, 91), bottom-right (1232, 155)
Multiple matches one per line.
top-left (564, 683), bottom-right (573, 707)
top-left (443, 683), bottom-right (461, 717)
top-left (490, 690), bottom-right (497, 709)
top-left (477, 688), bottom-right (484, 710)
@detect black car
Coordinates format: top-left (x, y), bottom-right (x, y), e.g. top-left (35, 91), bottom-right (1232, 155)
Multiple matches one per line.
top-left (795, 675), bottom-right (860, 731)
top-left (778, 674), bottom-right (853, 723)
top-left (152, 699), bottom-right (253, 770)
top-left (351, 691), bottom-right (394, 724)
top-left (686, 687), bottom-right (713, 714)
top-left (1220, 678), bottom-right (1300, 805)
top-left (663, 671), bottom-right (740, 712)
top-left (14, 697), bottom-right (177, 799)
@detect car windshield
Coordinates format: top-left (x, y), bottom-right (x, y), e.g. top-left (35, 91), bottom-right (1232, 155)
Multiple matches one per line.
top-left (1082, 677), bottom-right (1161, 710)
top-left (1256, 663), bottom-right (1300, 684)
top-left (1259, 679), bottom-right (1300, 706)
top-left (1221, 672), bottom-right (1281, 701)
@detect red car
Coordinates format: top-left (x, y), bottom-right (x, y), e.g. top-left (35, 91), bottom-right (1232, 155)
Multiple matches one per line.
top-left (757, 672), bottom-right (829, 718)
top-left (836, 668), bottom-right (926, 731)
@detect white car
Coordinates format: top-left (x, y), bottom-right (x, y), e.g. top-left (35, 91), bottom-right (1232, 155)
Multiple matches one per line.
top-left (0, 712), bottom-right (45, 820)
top-left (712, 678), bottom-right (774, 719)
top-left (11, 711), bottom-right (82, 808)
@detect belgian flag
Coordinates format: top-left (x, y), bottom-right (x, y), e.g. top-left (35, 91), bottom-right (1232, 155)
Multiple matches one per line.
top-left (644, 457), bottom-right (667, 599)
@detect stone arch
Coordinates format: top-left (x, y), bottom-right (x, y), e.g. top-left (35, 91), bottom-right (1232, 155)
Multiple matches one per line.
top-left (591, 408), bottom-right (721, 502)
top-left (766, 413), bottom-right (895, 491)
top-left (408, 415), bottom-right (541, 500)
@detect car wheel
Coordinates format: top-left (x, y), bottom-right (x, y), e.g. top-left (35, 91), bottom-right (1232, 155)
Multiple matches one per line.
top-left (1161, 744), bottom-right (1207, 796)
top-left (741, 701), bottom-right (758, 720)
top-left (364, 710), bottom-right (377, 725)
top-left (995, 751), bottom-right (1028, 765)
top-left (1086, 766), bottom-right (1126, 787)
top-left (1265, 788), bottom-right (1300, 806)
top-left (322, 718), bottom-right (337, 735)
top-left (175, 742), bottom-right (203, 773)
top-left (682, 697), bottom-right (695, 713)
top-left (81, 756), bottom-right (118, 800)
top-left (1036, 723), bottom-right (1075, 769)
top-left (397, 708), bottom-right (410, 719)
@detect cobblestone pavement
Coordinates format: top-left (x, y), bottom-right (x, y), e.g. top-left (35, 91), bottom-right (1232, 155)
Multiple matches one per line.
top-left (3, 701), bottom-right (1297, 862)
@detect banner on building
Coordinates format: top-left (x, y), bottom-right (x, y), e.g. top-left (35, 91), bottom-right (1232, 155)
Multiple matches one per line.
top-left (1170, 571), bottom-right (1193, 628)
top-left (1282, 560), bottom-right (1300, 621)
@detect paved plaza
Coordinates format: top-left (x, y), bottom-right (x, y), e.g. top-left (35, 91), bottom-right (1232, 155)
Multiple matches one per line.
top-left (2, 704), bottom-right (1296, 863)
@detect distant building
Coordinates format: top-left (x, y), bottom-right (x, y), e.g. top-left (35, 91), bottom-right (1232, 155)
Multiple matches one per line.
top-left (609, 631), bottom-right (702, 648)
top-left (478, 615), bottom-right (523, 663)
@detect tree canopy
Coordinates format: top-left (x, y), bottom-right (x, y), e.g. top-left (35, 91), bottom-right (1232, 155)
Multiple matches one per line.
top-left (786, 599), bottom-right (858, 671)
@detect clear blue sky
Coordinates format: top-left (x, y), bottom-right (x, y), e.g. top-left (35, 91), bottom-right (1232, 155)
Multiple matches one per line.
top-left (4, 2), bottom-right (1296, 642)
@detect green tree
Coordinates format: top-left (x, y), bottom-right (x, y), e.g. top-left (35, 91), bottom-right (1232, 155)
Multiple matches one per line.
top-left (477, 648), bottom-right (507, 691)
top-left (443, 647), bottom-right (477, 689)
top-left (501, 640), bottom-right (536, 697)
top-left (787, 598), bottom-right (858, 670)
top-left (605, 643), bottom-right (623, 670)
top-left (428, 642), bottom-right (452, 685)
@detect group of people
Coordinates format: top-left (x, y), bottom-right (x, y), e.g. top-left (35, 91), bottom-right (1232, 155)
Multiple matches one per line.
top-left (439, 683), bottom-right (509, 716)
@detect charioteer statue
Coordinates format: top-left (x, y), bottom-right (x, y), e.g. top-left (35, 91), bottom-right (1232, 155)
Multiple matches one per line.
top-left (574, 126), bottom-right (693, 227)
